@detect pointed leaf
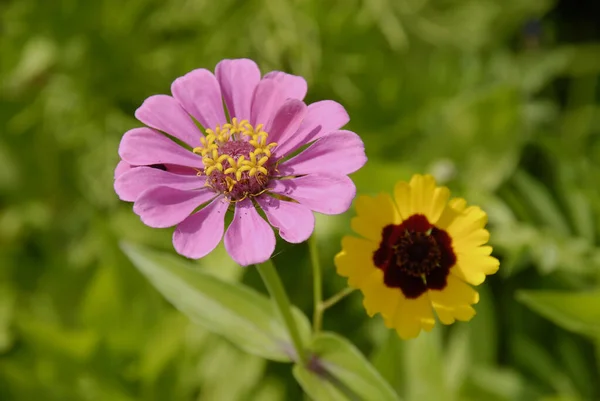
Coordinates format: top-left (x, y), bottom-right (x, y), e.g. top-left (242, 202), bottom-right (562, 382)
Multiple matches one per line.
top-left (517, 290), bottom-right (600, 337)
top-left (403, 330), bottom-right (449, 401)
top-left (511, 170), bottom-right (571, 235)
top-left (121, 242), bottom-right (311, 362)
top-left (294, 332), bottom-right (400, 401)
top-left (370, 331), bottom-right (406, 395)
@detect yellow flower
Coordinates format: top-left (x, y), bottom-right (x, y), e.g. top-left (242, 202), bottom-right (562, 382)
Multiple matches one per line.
top-left (334, 174), bottom-right (499, 339)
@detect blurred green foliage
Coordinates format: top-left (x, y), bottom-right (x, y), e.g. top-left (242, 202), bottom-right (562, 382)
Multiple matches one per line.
top-left (1, 0), bottom-right (600, 400)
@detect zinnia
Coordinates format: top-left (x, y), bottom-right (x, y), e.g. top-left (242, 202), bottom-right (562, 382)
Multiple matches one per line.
top-left (115, 58), bottom-right (366, 266)
top-left (335, 174), bottom-right (499, 339)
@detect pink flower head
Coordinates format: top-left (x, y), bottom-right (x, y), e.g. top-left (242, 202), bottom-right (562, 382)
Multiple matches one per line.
top-left (115, 58), bottom-right (367, 266)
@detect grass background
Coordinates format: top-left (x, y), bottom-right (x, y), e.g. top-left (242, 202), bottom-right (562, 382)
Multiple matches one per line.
top-left (1, 0), bottom-right (600, 400)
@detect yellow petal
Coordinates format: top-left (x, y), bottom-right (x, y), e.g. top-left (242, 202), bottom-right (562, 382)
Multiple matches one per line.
top-left (428, 274), bottom-right (479, 325)
top-left (446, 206), bottom-right (488, 241)
top-left (409, 174), bottom-right (436, 219)
top-left (351, 193), bottom-right (399, 242)
top-left (451, 249), bottom-right (500, 285)
top-left (334, 236), bottom-right (378, 288)
top-left (361, 270), bottom-right (400, 318)
top-left (430, 186), bottom-right (451, 224)
top-left (450, 197), bottom-right (467, 212)
top-left (435, 197), bottom-right (466, 230)
top-left (385, 294), bottom-right (436, 340)
top-left (393, 181), bottom-right (412, 220)
top-left (452, 228), bottom-right (490, 249)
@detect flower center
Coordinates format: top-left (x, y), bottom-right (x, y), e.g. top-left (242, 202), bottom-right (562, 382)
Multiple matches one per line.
top-left (394, 231), bottom-right (441, 277)
top-left (373, 214), bottom-right (456, 298)
top-left (193, 118), bottom-right (277, 201)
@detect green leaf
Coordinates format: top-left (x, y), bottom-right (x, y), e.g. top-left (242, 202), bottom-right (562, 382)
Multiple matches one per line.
top-left (564, 188), bottom-right (595, 243)
top-left (463, 366), bottom-right (524, 401)
top-left (293, 332), bottom-right (400, 401)
top-left (511, 336), bottom-right (576, 396)
top-left (511, 170), bottom-right (571, 236)
top-left (467, 284), bottom-right (498, 365)
top-left (370, 331), bottom-right (406, 395)
top-left (293, 364), bottom-right (350, 401)
top-left (121, 242), bottom-right (311, 362)
top-left (556, 333), bottom-right (597, 399)
top-left (556, 164), bottom-right (596, 244)
top-left (445, 325), bottom-right (471, 394)
top-left (403, 330), bottom-right (448, 401)
top-left (195, 335), bottom-right (267, 401)
top-left (517, 290), bottom-right (600, 337)
top-left (0, 284), bottom-right (16, 353)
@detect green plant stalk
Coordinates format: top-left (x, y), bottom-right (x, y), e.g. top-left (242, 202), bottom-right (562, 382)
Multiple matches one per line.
top-left (256, 259), bottom-right (307, 366)
top-left (312, 287), bottom-right (357, 335)
top-left (322, 287), bottom-right (356, 310)
top-left (309, 235), bottom-right (324, 333)
top-left (310, 234), bottom-right (356, 332)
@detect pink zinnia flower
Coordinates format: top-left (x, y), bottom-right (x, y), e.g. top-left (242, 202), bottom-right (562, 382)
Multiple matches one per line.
top-left (115, 58), bottom-right (366, 266)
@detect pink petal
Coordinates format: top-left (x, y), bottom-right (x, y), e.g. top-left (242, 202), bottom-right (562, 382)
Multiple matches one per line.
top-left (215, 59), bottom-right (261, 121)
top-left (135, 95), bottom-right (202, 148)
top-left (267, 99), bottom-right (307, 145)
top-left (114, 166), bottom-right (206, 202)
top-left (270, 174), bottom-right (356, 215)
top-left (173, 196), bottom-right (229, 259)
top-left (119, 128), bottom-right (204, 169)
top-left (133, 186), bottom-right (216, 228)
top-left (250, 79), bottom-right (284, 128)
top-left (274, 100), bottom-right (349, 158)
top-left (162, 164), bottom-right (198, 175)
top-left (277, 130), bottom-right (366, 176)
top-left (171, 68), bottom-right (227, 130)
top-left (256, 195), bottom-right (314, 243)
top-left (115, 161), bottom-right (134, 179)
top-left (224, 198), bottom-right (275, 266)
top-left (263, 71), bottom-right (307, 101)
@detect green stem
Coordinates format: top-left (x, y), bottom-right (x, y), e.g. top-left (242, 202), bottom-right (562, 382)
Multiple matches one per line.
top-left (256, 260), bottom-right (307, 365)
top-left (309, 235), bottom-right (324, 333)
top-left (312, 287), bottom-right (356, 335)
top-left (322, 287), bottom-right (356, 310)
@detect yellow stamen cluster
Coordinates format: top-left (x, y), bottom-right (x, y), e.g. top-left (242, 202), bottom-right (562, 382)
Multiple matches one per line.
top-left (192, 118), bottom-right (278, 194)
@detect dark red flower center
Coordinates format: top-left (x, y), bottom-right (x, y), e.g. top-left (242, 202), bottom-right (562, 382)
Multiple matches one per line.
top-left (373, 214), bottom-right (455, 298)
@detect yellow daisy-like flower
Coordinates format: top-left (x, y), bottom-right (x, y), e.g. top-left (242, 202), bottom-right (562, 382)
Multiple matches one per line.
top-left (334, 174), bottom-right (499, 339)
